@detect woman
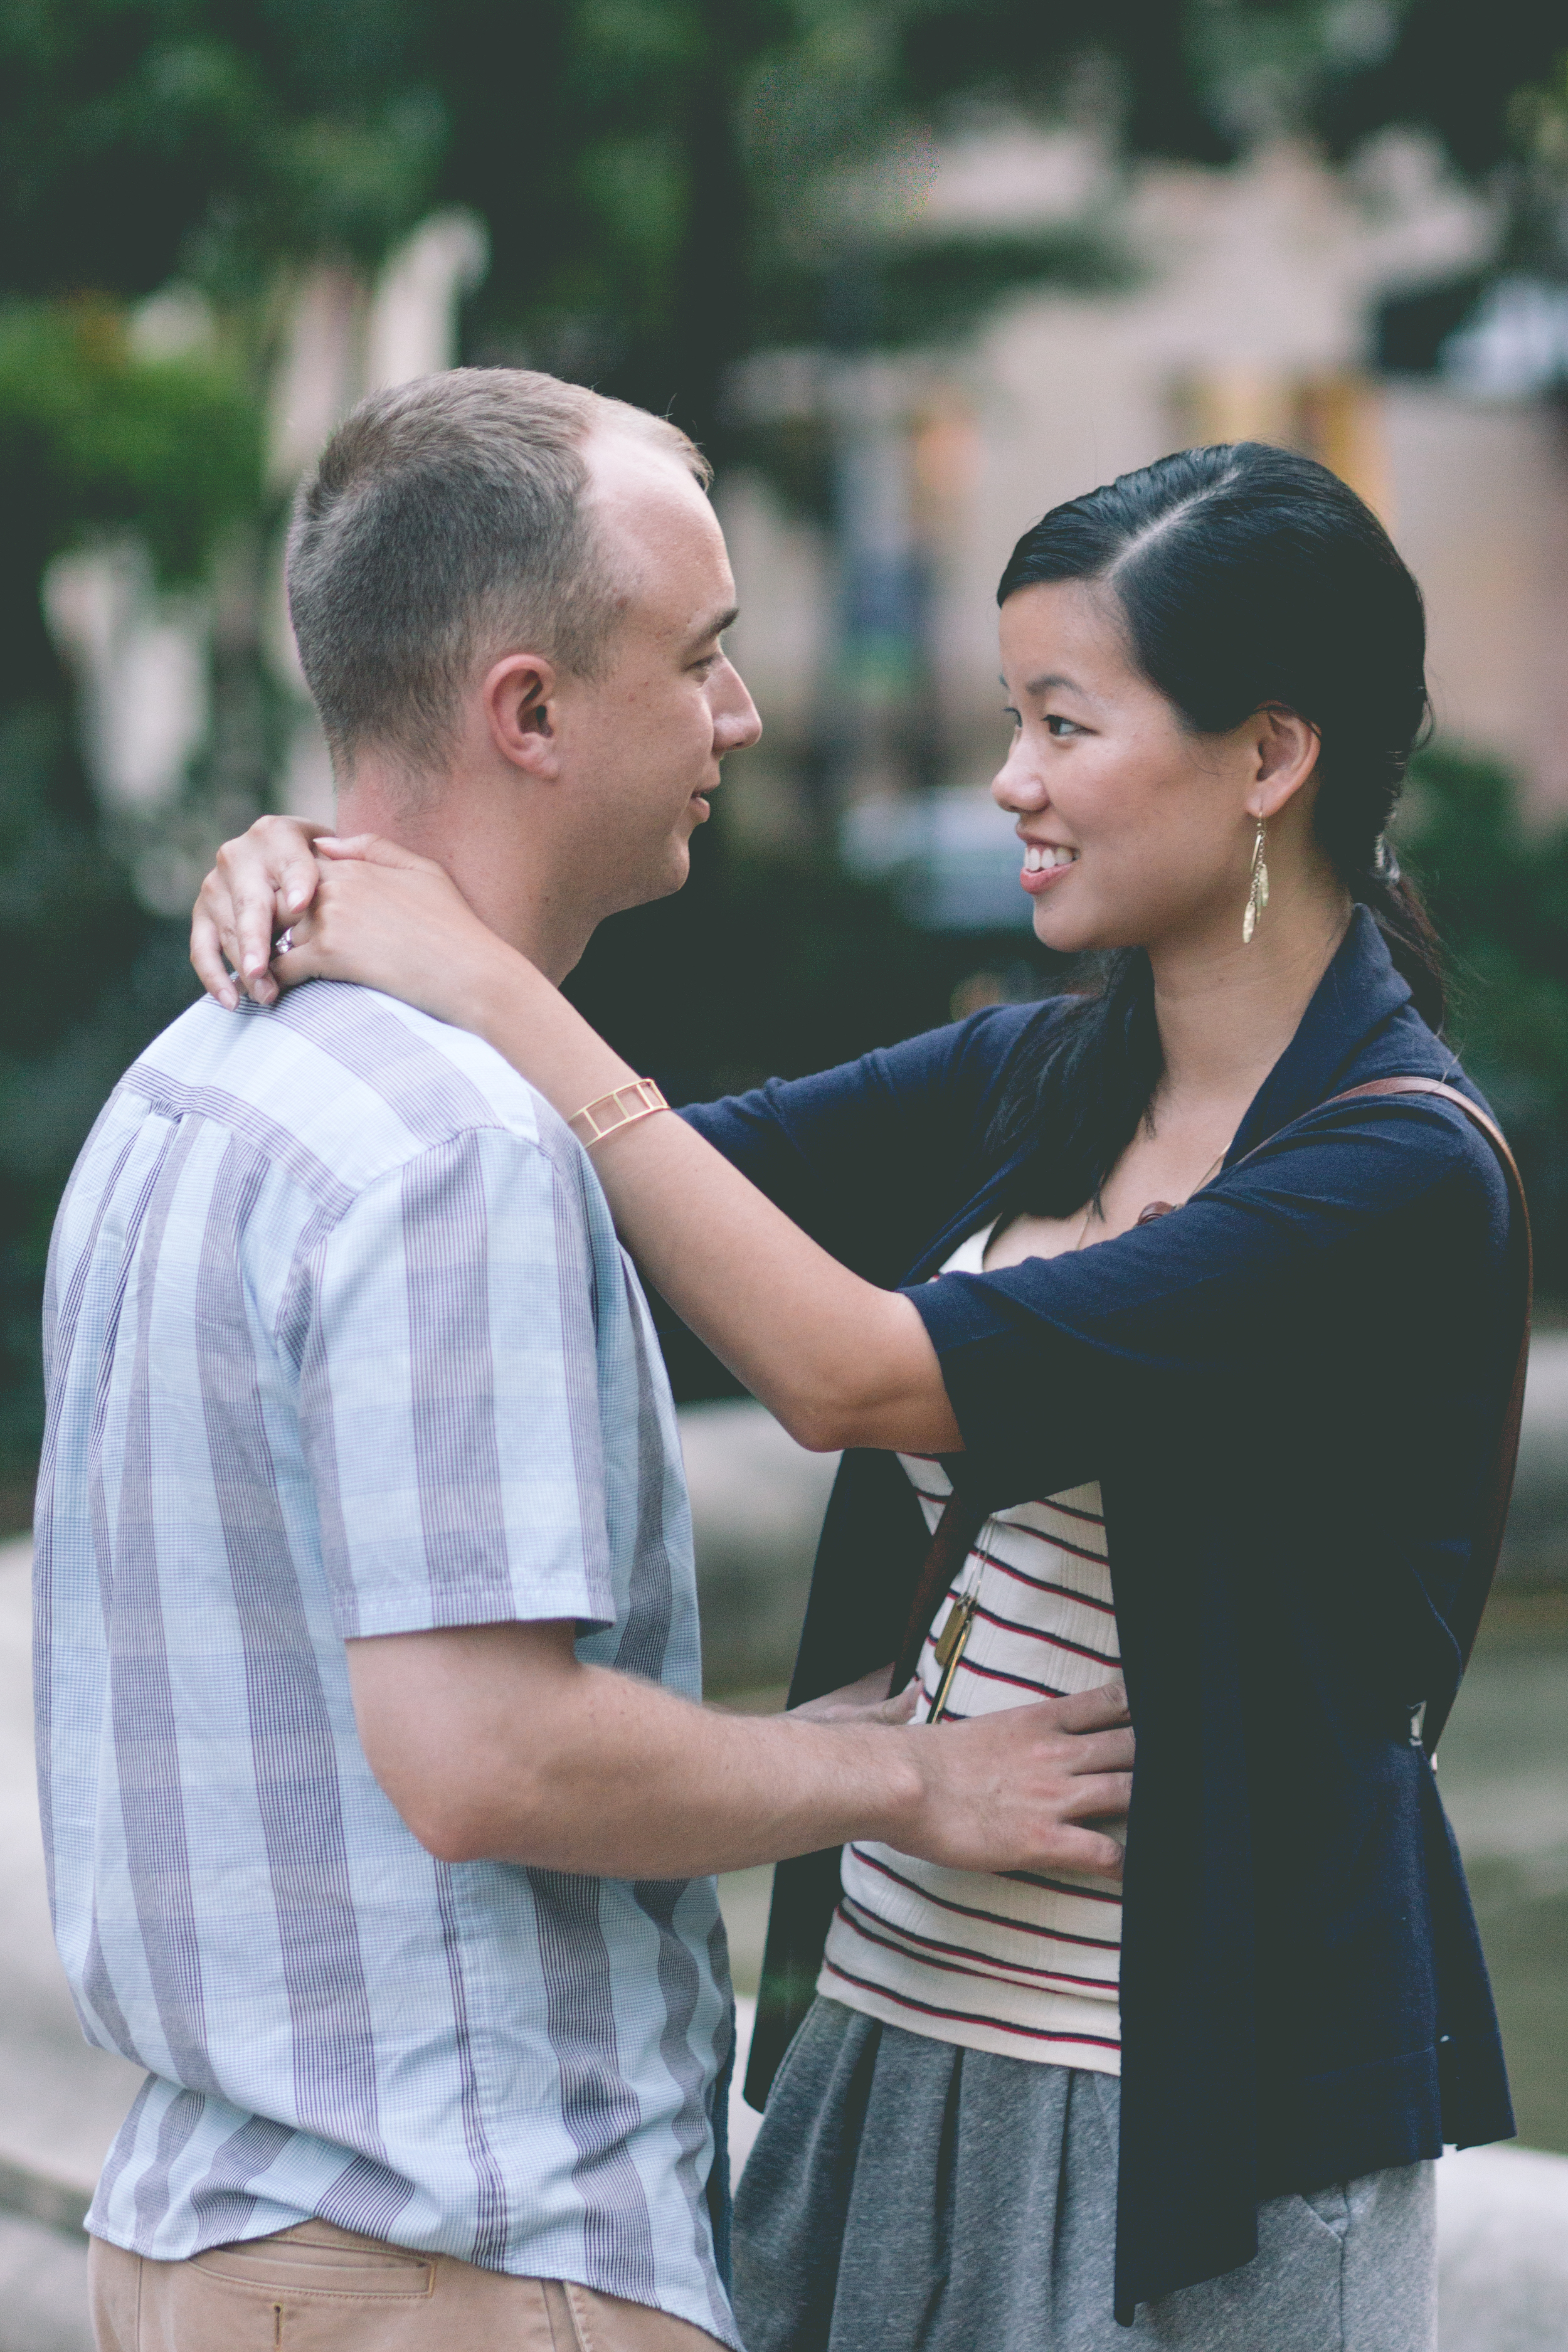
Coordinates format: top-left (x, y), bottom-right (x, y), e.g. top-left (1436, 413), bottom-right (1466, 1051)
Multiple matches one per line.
top-left (193, 444), bottom-right (1522, 2351)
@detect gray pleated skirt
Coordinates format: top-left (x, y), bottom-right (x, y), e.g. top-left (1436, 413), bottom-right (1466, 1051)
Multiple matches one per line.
top-left (733, 1998), bottom-right (1436, 2352)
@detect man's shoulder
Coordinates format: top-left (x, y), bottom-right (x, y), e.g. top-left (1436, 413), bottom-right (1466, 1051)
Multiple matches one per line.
top-left (120, 980), bottom-right (576, 1209)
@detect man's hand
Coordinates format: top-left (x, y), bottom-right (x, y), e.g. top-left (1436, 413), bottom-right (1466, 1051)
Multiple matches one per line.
top-left (191, 813), bottom-right (328, 1008)
top-left (900, 1678), bottom-right (1132, 1881)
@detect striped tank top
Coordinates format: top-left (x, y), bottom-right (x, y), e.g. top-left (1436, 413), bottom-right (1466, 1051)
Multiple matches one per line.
top-left (818, 1220), bottom-right (1124, 2074)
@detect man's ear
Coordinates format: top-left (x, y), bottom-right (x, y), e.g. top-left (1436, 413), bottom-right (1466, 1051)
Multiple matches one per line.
top-left (1247, 704), bottom-right (1321, 822)
top-left (485, 652), bottom-right (561, 780)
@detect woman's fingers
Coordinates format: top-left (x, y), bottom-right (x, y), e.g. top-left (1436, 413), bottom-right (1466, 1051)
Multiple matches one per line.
top-left (191, 889), bottom-right (240, 1007)
top-left (222, 820), bottom-right (331, 1002)
top-left (191, 816), bottom-right (331, 1006)
top-left (315, 832), bottom-right (447, 874)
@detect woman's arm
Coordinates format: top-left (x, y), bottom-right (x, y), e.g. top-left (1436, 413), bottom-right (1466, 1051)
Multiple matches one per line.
top-left (191, 816), bottom-right (1033, 1278)
top-left (253, 840), bottom-right (963, 1454)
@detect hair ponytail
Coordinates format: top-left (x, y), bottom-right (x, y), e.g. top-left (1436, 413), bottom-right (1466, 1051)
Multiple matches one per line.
top-left (989, 443), bottom-right (1444, 1205)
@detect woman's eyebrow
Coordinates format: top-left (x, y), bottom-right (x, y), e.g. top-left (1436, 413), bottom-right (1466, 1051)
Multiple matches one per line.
top-left (1024, 670), bottom-right (1089, 699)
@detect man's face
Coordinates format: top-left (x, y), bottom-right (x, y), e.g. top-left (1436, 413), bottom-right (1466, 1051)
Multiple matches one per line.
top-left (548, 433), bottom-right (761, 920)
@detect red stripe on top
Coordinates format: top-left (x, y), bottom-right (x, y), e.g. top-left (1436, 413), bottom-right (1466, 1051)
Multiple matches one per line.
top-left (847, 1846), bottom-right (1121, 1949)
top-left (977, 1549), bottom-right (1120, 1616)
top-left (821, 1956), bottom-right (1122, 2052)
top-left (838, 1899), bottom-right (1119, 1992)
top-left (1032, 1495), bottom-right (1106, 1527)
top-left (968, 1597), bottom-right (1121, 1665)
top-left (975, 1524), bottom-right (1108, 1569)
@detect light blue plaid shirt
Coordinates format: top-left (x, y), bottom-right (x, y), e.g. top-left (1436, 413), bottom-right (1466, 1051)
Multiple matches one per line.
top-left (36, 980), bottom-right (737, 2344)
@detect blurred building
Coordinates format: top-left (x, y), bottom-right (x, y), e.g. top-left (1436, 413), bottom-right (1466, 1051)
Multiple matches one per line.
top-left (722, 124), bottom-right (1568, 919)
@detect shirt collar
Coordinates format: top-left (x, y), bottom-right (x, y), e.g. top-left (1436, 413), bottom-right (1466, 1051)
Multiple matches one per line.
top-left (1222, 904), bottom-right (1417, 1166)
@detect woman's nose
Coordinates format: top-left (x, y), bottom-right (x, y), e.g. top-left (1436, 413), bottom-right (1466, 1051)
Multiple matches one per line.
top-left (992, 741), bottom-right (1047, 814)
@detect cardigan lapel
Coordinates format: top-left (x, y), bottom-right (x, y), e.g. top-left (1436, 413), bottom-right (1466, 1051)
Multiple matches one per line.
top-left (903, 909), bottom-right (1420, 1283)
top-left (1222, 906), bottom-right (1417, 1167)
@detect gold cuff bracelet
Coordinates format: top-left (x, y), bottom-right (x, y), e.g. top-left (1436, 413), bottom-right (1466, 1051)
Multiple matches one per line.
top-left (568, 1078), bottom-right (670, 1150)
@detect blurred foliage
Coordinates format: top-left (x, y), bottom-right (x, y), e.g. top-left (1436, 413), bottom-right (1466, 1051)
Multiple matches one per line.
top-left (1399, 748), bottom-right (1568, 1295)
top-left (3, 0), bottom-right (1568, 1497)
top-left (1498, 49), bottom-right (1568, 285)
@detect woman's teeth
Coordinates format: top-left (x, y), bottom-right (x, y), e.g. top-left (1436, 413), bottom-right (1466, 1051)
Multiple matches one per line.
top-left (1023, 845), bottom-right (1078, 872)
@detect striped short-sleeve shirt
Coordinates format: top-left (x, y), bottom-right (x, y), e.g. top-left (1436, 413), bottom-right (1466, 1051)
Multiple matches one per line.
top-left (819, 1221), bottom-right (1123, 2074)
top-left (36, 982), bottom-right (738, 2346)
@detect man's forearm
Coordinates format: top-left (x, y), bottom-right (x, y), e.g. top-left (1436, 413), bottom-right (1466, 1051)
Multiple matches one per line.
top-left (489, 1665), bottom-right (922, 1877)
top-left (349, 1619), bottom-right (1133, 1885)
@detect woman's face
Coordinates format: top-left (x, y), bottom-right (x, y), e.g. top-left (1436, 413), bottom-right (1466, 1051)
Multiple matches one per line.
top-left (994, 578), bottom-right (1273, 957)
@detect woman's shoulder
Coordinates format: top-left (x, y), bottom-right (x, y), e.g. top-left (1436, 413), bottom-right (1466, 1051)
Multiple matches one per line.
top-left (1259, 1008), bottom-right (1512, 1231)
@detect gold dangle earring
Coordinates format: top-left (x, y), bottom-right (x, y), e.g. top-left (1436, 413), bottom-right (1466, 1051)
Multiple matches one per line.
top-left (1242, 818), bottom-right (1269, 944)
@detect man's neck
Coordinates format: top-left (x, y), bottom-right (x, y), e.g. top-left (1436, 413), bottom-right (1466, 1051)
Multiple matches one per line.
top-left (336, 772), bottom-right (593, 985)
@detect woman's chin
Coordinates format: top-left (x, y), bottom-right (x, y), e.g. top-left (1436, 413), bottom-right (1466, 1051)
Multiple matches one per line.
top-left (1032, 900), bottom-right (1108, 956)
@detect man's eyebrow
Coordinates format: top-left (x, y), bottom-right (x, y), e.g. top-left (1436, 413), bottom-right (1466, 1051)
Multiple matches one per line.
top-left (687, 604), bottom-right (739, 649)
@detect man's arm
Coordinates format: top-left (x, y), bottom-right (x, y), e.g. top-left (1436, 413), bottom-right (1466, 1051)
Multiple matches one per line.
top-left (347, 1619), bottom-right (1133, 1882)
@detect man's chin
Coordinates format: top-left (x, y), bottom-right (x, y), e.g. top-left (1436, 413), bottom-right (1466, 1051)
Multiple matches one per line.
top-left (607, 844), bottom-right (691, 919)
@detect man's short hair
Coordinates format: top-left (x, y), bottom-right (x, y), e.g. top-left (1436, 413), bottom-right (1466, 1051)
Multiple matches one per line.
top-left (286, 368), bottom-right (709, 776)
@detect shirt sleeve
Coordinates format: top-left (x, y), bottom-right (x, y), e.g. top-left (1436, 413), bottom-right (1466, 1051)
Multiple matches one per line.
top-left (297, 1125), bottom-right (616, 1641)
top-left (904, 1093), bottom-right (1510, 1503)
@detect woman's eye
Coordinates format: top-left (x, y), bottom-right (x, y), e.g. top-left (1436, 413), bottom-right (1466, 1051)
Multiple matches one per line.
top-left (1046, 714), bottom-right (1082, 738)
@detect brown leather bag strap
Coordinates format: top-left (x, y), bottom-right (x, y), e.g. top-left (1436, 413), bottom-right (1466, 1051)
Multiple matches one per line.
top-left (1291, 1076), bottom-right (1533, 1749)
top-left (893, 1484), bottom-right (991, 1692)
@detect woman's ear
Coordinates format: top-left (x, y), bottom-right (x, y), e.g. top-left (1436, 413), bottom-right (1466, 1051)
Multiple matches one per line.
top-left (1247, 704), bottom-right (1321, 822)
top-left (485, 652), bottom-right (561, 780)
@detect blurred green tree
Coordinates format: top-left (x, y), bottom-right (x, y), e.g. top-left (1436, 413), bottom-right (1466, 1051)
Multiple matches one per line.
top-left (3, 0), bottom-right (1567, 1495)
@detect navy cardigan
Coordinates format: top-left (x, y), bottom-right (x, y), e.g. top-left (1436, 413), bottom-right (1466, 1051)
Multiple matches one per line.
top-left (682, 909), bottom-right (1518, 2321)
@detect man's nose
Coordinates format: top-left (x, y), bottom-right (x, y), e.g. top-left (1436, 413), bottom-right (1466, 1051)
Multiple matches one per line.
top-left (716, 659), bottom-right (763, 751)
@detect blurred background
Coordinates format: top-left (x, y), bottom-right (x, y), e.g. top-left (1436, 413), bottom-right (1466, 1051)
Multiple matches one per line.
top-left (3, 5), bottom-right (1568, 2343)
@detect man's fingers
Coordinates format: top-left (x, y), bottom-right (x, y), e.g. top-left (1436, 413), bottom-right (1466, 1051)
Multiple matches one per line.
top-left (1029, 1826), bottom-right (1125, 1881)
top-left (1056, 1769), bottom-right (1133, 1825)
top-left (1053, 1725), bottom-right (1135, 1776)
top-left (1051, 1675), bottom-right (1129, 1734)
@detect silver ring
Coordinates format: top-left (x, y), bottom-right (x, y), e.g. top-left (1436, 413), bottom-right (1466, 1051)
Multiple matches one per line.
top-left (272, 928), bottom-right (294, 956)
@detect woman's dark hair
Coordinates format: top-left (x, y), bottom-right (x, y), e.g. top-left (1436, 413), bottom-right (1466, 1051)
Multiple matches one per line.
top-left (990, 440), bottom-right (1442, 1212)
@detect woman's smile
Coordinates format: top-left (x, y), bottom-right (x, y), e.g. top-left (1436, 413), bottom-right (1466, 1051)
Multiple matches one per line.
top-left (1020, 839), bottom-right (1079, 896)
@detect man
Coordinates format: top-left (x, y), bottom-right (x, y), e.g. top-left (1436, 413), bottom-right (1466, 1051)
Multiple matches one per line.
top-left (40, 369), bottom-right (1131, 2351)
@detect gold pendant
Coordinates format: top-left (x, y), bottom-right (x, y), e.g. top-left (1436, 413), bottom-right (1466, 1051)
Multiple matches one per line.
top-left (929, 1590), bottom-right (978, 1720)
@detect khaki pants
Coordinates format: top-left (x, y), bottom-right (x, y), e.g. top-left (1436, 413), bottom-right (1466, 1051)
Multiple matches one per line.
top-left (89, 2218), bottom-right (728, 2351)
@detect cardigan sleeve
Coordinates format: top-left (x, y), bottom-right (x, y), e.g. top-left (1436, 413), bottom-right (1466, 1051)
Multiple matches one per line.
top-left (905, 1091), bottom-right (1512, 1503)
top-left (676, 1000), bottom-right (1046, 1285)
